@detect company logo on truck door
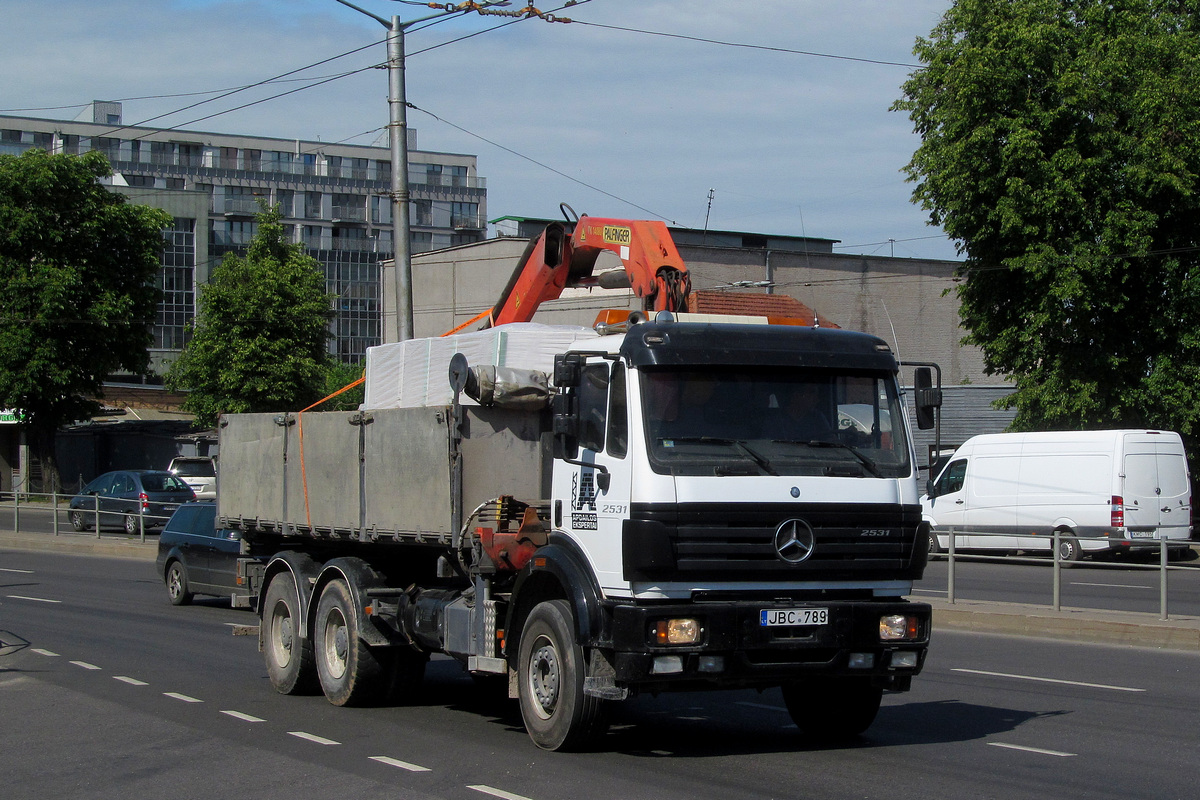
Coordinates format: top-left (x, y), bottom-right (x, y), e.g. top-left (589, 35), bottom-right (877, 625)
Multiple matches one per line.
top-left (603, 226), bottom-right (632, 246)
top-left (773, 519), bottom-right (816, 564)
top-left (570, 471), bottom-right (598, 530)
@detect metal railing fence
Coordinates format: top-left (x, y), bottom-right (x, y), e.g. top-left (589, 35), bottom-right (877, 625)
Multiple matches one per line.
top-left (935, 527), bottom-right (1196, 620)
top-left (0, 491), bottom-right (178, 543)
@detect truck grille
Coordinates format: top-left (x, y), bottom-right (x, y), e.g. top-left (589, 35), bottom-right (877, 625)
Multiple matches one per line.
top-left (623, 502), bottom-right (924, 583)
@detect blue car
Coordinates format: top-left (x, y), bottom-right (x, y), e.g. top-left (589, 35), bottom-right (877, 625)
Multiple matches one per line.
top-left (156, 502), bottom-right (243, 605)
top-left (69, 470), bottom-right (195, 534)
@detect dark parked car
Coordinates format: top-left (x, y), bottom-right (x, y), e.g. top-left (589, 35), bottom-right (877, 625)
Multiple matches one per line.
top-left (156, 502), bottom-right (243, 605)
top-left (69, 470), bottom-right (196, 534)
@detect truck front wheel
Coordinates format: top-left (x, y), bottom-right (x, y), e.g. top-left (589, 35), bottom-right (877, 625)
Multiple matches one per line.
top-left (517, 599), bottom-right (609, 751)
top-left (262, 571), bottom-right (317, 695)
top-left (782, 677), bottom-right (882, 740)
top-left (314, 578), bottom-right (386, 706)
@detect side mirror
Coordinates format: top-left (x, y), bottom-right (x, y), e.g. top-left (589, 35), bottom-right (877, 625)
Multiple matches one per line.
top-left (551, 393), bottom-right (578, 459)
top-left (554, 353), bottom-right (583, 388)
top-left (914, 367), bottom-right (941, 431)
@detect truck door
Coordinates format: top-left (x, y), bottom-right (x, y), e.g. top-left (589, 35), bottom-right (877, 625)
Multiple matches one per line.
top-left (1123, 436), bottom-right (1191, 539)
top-left (558, 359), bottom-right (632, 590)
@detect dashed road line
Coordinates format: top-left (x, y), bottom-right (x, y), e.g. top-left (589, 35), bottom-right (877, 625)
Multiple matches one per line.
top-left (70, 660), bottom-right (101, 670)
top-left (468, 786), bottom-right (534, 800)
top-left (31, 648), bottom-right (58, 657)
top-left (7, 595), bottom-right (60, 603)
top-left (114, 676), bottom-right (148, 686)
top-left (164, 692), bottom-right (203, 703)
top-left (289, 731), bottom-right (340, 746)
top-left (1071, 581), bottom-right (1150, 590)
top-left (220, 710), bottom-right (266, 723)
top-left (369, 755), bottom-right (431, 772)
top-left (737, 701), bottom-right (785, 712)
top-left (0, 567), bottom-right (34, 573)
top-left (952, 667), bottom-right (1145, 693)
top-left (989, 742), bottom-right (1076, 757)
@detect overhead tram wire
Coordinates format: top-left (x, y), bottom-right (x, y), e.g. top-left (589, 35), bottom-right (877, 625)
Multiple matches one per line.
top-left (406, 100), bottom-right (675, 223)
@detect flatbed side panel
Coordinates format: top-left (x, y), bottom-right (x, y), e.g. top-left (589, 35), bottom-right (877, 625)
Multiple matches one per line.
top-left (458, 406), bottom-right (551, 510)
top-left (362, 407), bottom-right (456, 536)
top-left (286, 412), bottom-right (362, 531)
top-left (218, 414), bottom-right (287, 525)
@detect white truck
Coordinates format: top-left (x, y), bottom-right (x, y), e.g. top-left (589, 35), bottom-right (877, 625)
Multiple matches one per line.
top-left (216, 218), bottom-right (941, 750)
top-left (923, 429), bottom-right (1193, 561)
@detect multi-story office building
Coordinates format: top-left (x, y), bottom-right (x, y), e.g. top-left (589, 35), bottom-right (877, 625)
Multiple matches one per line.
top-left (0, 101), bottom-right (487, 370)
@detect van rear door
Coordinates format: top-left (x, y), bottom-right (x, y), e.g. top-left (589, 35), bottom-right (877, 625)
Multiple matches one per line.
top-left (1122, 434), bottom-right (1191, 540)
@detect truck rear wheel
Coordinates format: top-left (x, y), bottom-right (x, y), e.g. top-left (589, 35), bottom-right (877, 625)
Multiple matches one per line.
top-left (262, 571), bottom-right (317, 695)
top-left (517, 599), bottom-right (609, 751)
top-left (314, 578), bottom-right (386, 706)
top-left (782, 677), bottom-right (882, 740)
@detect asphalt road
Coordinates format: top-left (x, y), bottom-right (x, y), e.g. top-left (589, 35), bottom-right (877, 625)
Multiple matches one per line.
top-left (2, 548), bottom-right (1199, 800)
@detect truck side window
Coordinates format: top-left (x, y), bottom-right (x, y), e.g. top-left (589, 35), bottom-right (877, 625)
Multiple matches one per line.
top-left (933, 459), bottom-right (967, 496)
top-left (577, 362), bottom-right (609, 453)
top-left (607, 362), bottom-right (627, 459)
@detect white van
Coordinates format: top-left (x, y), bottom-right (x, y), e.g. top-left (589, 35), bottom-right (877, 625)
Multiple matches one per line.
top-left (922, 430), bottom-right (1192, 561)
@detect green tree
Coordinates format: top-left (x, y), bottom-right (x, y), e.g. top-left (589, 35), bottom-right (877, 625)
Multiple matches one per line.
top-left (166, 205), bottom-right (334, 427)
top-left (0, 149), bottom-right (171, 490)
top-left (895, 0), bottom-right (1200, 435)
top-left (321, 361), bottom-right (365, 412)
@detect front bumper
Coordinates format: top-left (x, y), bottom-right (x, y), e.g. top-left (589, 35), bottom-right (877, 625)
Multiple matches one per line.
top-left (605, 599), bottom-right (930, 691)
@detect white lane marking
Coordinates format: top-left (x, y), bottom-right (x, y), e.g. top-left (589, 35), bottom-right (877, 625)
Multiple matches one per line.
top-left (989, 742), bottom-right (1076, 757)
top-left (912, 588), bottom-right (948, 595)
top-left (7, 595), bottom-right (60, 603)
top-left (288, 731), bottom-right (339, 745)
top-left (70, 661), bottom-right (101, 670)
top-left (221, 710), bottom-right (266, 723)
top-left (31, 648), bottom-right (58, 657)
top-left (0, 567), bottom-right (34, 573)
top-left (114, 676), bottom-right (148, 686)
top-left (164, 692), bottom-right (203, 703)
top-left (468, 786), bottom-right (535, 800)
top-left (1070, 581), bottom-right (1150, 590)
top-left (737, 702), bottom-right (785, 712)
top-left (953, 668), bottom-right (1145, 693)
top-left (369, 755), bottom-right (431, 772)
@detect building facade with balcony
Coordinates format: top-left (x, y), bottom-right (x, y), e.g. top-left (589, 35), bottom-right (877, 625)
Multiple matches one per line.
top-left (0, 101), bottom-right (487, 369)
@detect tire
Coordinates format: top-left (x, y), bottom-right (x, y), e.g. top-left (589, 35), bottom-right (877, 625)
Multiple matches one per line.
top-left (124, 513), bottom-right (140, 536)
top-left (69, 511), bottom-right (87, 532)
top-left (782, 677), bottom-right (883, 740)
top-left (262, 571), bottom-right (318, 695)
top-left (1056, 531), bottom-right (1081, 564)
top-left (927, 530), bottom-right (942, 556)
top-left (313, 578), bottom-right (386, 706)
top-left (166, 561), bottom-right (193, 606)
top-left (517, 599), bottom-right (610, 751)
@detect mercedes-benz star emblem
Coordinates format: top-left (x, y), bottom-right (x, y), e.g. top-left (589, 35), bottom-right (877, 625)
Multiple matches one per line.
top-left (773, 519), bottom-right (816, 564)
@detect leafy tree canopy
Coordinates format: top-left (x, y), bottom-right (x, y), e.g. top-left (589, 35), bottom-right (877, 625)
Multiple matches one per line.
top-left (0, 149), bottom-right (171, 488)
top-left (166, 205), bottom-right (334, 427)
top-left (896, 0), bottom-right (1200, 435)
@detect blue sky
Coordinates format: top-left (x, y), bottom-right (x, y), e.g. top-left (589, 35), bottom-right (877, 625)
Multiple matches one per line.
top-left (2, 0), bottom-right (959, 260)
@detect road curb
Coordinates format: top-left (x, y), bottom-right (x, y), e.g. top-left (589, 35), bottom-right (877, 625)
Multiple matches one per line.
top-left (928, 598), bottom-right (1200, 652)
top-left (0, 530), bottom-right (156, 561)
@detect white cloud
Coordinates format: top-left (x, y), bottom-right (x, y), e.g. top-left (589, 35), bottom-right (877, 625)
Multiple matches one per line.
top-left (1, 0), bottom-right (957, 259)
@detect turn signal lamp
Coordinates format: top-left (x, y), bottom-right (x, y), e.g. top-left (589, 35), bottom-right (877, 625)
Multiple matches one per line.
top-left (653, 618), bottom-right (702, 645)
top-left (879, 614), bottom-right (920, 641)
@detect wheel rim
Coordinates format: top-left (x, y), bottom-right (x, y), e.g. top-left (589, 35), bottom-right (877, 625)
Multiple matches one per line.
top-left (270, 600), bottom-right (295, 668)
top-left (527, 634), bottom-right (561, 720)
top-left (321, 606), bottom-right (350, 681)
top-left (126, 516), bottom-right (137, 534)
top-left (168, 566), bottom-right (182, 598)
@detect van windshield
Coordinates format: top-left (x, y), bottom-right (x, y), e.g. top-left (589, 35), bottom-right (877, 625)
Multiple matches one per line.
top-left (639, 366), bottom-right (912, 478)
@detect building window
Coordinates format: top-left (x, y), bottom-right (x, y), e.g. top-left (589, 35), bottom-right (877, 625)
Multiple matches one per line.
top-left (155, 218), bottom-right (196, 351)
top-left (225, 186), bottom-right (259, 215)
top-left (166, 178), bottom-right (185, 190)
top-left (413, 199), bottom-right (433, 227)
top-left (275, 189), bottom-right (295, 217)
top-left (244, 149), bottom-right (262, 171)
top-left (219, 147), bottom-right (238, 169)
top-left (332, 193), bottom-right (364, 222)
top-left (305, 191), bottom-right (323, 219)
top-left (124, 174), bottom-right (156, 188)
top-left (451, 201), bottom-right (480, 229)
top-left (92, 137), bottom-right (121, 162)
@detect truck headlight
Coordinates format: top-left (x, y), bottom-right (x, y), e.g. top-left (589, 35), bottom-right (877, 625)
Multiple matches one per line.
top-left (879, 614), bottom-right (920, 641)
top-left (653, 618), bottom-right (702, 645)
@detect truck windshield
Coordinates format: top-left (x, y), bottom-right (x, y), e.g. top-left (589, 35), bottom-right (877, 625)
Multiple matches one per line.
top-left (640, 366), bottom-right (912, 478)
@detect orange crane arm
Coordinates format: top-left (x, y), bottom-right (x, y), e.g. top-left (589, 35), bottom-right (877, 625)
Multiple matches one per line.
top-left (484, 217), bottom-right (691, 328)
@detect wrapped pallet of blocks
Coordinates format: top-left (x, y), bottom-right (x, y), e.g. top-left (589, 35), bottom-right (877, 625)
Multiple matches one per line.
top-left (362, 322), bottom-right (599, 409)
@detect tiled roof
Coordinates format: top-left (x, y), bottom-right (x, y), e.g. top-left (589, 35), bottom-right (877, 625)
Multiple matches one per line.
top-left (687, 290), bottom-right (839, 328)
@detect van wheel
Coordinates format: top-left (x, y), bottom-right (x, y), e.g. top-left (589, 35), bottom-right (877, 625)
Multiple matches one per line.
top-left (1056, 531), bottom-right (1081, 564)
top-left (927, 530), bottom-right (942, 556)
